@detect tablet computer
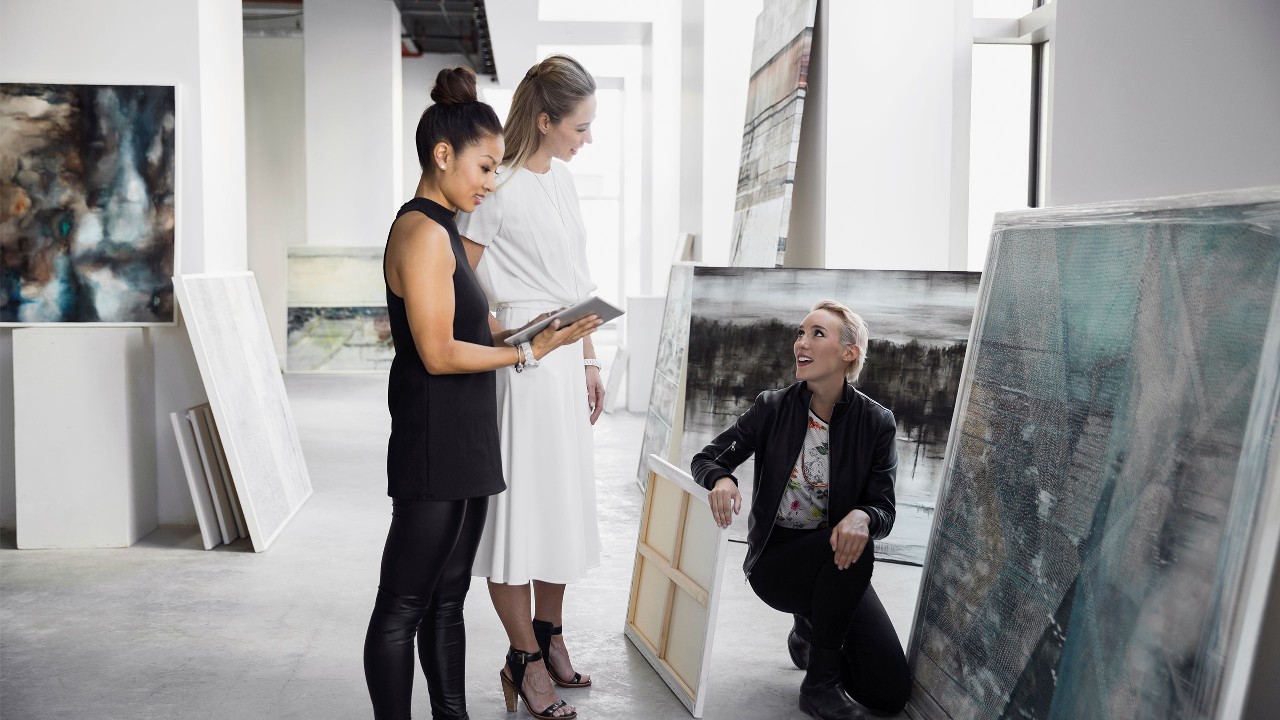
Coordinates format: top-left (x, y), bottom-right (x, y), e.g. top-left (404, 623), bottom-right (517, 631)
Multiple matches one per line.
top-left (503, 296), bottom-right (625, 346)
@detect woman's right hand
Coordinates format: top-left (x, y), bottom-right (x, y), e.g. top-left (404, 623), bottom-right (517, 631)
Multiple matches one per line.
top-left (529, 315), bottom-right (600, 360)
top-left (708, 477), bottom-right (741, 528)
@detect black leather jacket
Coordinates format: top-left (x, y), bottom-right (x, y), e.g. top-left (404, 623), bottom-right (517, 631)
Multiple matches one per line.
top-left (690, 381), bottom-right (898, 578)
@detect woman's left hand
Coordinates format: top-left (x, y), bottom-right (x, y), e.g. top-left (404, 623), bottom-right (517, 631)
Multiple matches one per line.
top-left (830, 509), bottom-right (871, 570)
top-left (585, 365), bottom-right (605, 425)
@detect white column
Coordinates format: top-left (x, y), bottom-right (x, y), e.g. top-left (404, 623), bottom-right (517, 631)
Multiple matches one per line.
top-left (196, 0), bottom-right (249, 273)
top-left (678, 0), bottom-right (704, 243)
top-left (304, 0), bottom-right (403, 246)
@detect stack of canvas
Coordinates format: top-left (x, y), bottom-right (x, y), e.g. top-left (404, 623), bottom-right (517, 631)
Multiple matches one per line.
top-left (171, 405), bottom-right (247, 550)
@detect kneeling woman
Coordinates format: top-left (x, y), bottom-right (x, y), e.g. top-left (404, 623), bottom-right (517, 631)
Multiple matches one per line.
top-left (691, 300), bottom-right (910, 720)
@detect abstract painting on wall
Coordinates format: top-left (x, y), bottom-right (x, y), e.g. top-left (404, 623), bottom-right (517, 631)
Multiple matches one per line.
top-left (678, 267), bottom-right (980, 563)
top-left (287, 306), bottom-right (394, 373)
top-left (175, 272), bottom-right (313, 552)
top-left (286, 246), bottom-right (390, 372)
top-left (907, 189), bottom-right (1280, 719)
top-left (1, 83), bottom-right (176, 325)
top-left (636, 264), bottom-right (696, 490)
top-left (728, 0), bottom-right (817, 268)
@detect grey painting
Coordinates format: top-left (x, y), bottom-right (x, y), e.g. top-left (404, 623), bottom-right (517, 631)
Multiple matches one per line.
top-left (1, 84), bottom-right (176, 324)
top-left (728, 0), bottom-right (817, 268)
top-left (679, 267), bottom-right (980, 564)
top-left (637, 264), bottom-right (696, 489)
top-left (287, 306), bottom-right (394, 373)
top-left (175, 273), bottom-right (313, 552)
top-left (286, 246), bottom-right (384, 306)
top-left (907, 190), bottom-right (1280, 719)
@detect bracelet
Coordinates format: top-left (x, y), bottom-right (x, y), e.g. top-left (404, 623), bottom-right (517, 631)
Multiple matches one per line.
top-left (514, 344), bottom-right (525, 373)
top-left (584, 358), bottom-right (602, 369)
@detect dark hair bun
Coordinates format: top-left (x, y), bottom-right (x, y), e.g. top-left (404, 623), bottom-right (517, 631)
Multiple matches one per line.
top-left (431, 67), bottom-right (479, 106)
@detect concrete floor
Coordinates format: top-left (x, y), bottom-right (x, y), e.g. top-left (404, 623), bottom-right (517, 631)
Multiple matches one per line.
top-left (1, 370), bottom-right (921, 720)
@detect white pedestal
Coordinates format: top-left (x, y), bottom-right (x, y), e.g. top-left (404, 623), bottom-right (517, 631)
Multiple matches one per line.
top-left (626, 296), bottom-right (666, 413)
top-left (13, 328), bottom-right (157, 548)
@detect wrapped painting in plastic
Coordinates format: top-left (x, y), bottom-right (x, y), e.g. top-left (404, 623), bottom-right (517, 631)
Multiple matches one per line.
top-left (907, 188), bottom-right (1280, 720)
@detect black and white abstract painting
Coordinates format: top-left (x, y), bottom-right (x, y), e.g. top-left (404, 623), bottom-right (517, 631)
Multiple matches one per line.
top-left (679, 267), bottom-right (981, 564)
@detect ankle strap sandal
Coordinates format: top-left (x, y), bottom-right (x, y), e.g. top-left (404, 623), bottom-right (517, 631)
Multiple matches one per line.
top-left (532, 620), bottom-right (592, 688)
top-left (500, 646), bottom-right (577, 719)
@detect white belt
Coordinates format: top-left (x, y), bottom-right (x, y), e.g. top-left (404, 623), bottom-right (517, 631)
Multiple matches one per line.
top-left (496, 301), bottom-right (563, 311)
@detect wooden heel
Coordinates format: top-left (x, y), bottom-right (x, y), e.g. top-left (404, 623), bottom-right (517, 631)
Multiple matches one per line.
top-left (500, 670), bottom-right (519, 712)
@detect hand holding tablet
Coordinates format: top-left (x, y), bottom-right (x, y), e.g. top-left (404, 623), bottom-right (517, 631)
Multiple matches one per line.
top-left (505, 296), bottom-right (625, 346)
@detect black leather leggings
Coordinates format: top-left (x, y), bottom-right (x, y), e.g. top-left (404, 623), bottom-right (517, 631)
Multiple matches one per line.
top-left (364, 497), bottom-right (488, 720)
top-left (748, 525), bottom-right (909, 714)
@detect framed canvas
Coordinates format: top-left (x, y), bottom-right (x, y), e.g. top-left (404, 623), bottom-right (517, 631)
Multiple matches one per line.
top-left (727, 0), bottom-right (818, 268)
top-left (625, 455), bottom-right (732, 718)
top-left (1, 83), bottom-right (177, 325)
top-left (174, 272), bottom-right (313, 552)
top-left (636, 264), bottom-right (696, 490)
top-left (170, 410), bottom-right (220, 550)
top-left (678, 267), bottom-right (981, 564)
top-left (906, 188), bottom-right (1280, 719)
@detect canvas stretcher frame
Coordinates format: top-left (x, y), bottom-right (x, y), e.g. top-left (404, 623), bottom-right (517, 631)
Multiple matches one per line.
top-left (624, 455), bottom-right (732, 718)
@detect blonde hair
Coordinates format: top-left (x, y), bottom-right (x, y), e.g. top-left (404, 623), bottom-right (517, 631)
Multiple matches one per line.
top-left (501, 54), bottom-right (596, 173)
top-left (812, 300), bottom-right (869, 382)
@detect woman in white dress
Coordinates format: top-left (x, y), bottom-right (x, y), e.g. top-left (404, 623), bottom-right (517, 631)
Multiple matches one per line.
top-left (456, 54), bottom-right (600, 719)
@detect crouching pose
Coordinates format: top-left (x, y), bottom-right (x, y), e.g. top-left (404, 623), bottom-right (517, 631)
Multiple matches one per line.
top-left (690, 300), bottom-right (910, 719)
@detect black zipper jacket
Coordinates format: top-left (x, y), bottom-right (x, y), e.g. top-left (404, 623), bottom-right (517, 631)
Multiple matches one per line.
top-left (690, 381), bottom-right (898, 578)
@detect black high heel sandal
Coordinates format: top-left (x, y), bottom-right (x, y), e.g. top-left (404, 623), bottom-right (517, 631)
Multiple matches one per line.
top-left (532, 619), bottom-right (592, 688)
top-left (500, 646), bottom-right (577, 719)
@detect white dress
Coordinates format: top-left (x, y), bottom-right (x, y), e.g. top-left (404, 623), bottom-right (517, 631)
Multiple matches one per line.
top-left (455, 162), bottom-right (601, 584)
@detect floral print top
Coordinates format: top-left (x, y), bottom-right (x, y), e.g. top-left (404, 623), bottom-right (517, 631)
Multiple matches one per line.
top-left (775, 410), bottom-right (830, 529)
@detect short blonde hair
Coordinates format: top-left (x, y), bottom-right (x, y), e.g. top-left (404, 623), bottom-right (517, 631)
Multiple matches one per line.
top-left (811, 300), bottom-right (868, 382)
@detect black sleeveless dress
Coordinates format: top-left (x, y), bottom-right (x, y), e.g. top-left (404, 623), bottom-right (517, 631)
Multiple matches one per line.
top-left (383, 197), bottom-right (506, 500)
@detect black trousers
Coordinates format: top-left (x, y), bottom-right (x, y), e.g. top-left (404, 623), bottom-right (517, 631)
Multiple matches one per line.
top-left (364, 497), bottom-right (488, 720)
top-left (748, 526), bottom-right (910, 715)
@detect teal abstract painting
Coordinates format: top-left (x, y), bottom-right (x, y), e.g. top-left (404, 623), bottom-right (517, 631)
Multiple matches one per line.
top-left (908, 190), bottom-right (1280, 719)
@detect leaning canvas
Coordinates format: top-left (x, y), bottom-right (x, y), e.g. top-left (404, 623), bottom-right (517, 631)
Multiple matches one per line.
top-left (1, 84), bottom-right (177, 325)
top-left (679, 267), bottom-right (980, 564)
top-left (907, 188), bottom-right (1280, 719)
top-left (175, 272), bottom-right (313, 552)
top-left (728, 0), bottom-right (817, 268)
top-left (636, 264), bottom-right (696, 490)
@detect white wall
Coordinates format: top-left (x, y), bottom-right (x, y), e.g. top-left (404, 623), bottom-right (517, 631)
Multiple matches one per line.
top-left (245, 37), bottom-right (307, 362)
top-left (1047, 0), bottom-right (1280, 205)
top-left (304, 0), bottom-right (402, 246)
top-left (402, 53), bottom-right (473, 200)
top-left (823, 0), bottom-right (971, 271)
top-left (0, 0), bottom-right (247, 529)
top-left (700, 0), bottom-right (764, 267)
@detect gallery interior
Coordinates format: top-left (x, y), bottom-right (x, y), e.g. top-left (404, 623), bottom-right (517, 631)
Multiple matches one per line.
top-left (3, 0), bottom-right (1280, 718)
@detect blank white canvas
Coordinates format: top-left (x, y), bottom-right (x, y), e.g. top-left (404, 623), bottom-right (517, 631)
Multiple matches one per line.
top-left (170, 411), bottom-right (221, 550)
top-left (189, 407), bottom-right (234, 545)
top-left (175, 272), bottom-right (313, 552)
top-left (204, 406), bottom-right (247, 539)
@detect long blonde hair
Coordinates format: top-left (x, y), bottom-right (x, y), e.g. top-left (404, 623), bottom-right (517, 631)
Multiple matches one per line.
top-left (501, 54), bottom-right (595, 173)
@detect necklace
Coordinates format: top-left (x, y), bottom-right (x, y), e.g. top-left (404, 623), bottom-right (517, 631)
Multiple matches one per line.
top-left (527, 165), bottom-right (582, 301)
top-left (532, 167), bottom-right (562, 216)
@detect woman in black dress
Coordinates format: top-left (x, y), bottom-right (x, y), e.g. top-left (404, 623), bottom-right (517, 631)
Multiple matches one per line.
top-left (692, 300), bottom-right (909, 720)
top-left (363, 67), bottom-right (599, 720)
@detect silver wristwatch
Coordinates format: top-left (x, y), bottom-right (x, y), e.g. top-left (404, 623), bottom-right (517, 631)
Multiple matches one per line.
top-left (518, 342), bottom-right (539, 371)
